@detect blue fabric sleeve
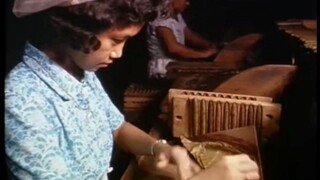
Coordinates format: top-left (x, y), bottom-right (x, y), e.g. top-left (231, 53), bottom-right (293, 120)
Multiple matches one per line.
top-left (5, 93), bottom-right (72, 180)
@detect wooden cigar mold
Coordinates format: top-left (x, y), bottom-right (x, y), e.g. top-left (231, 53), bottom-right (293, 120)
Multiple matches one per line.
top-left (168, 89), bottom-right (281, 138)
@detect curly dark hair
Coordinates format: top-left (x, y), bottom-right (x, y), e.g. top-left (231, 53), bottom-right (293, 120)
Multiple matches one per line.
top-left (24, 0), bottom-right (165, 53)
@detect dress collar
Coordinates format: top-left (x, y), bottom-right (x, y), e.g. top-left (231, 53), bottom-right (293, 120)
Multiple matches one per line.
top-left (23, 42), bottom-right (92, 101)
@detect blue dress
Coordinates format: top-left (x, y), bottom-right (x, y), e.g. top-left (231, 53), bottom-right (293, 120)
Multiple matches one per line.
top-left (5, 43), bottom-right (124, 180)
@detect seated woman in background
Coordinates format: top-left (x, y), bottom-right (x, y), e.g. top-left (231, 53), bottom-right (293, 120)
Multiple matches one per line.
top-left (147, 0), bottom-right (219, 79)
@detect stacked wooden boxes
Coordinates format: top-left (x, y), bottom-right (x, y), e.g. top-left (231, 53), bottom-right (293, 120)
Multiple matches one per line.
top-left (123, 83), bottom-right (169, 122)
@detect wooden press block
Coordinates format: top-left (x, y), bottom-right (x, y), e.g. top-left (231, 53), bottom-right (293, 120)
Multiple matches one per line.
top-left (214, 64), bottom-right (297, 100)
top-left (212, 33), bottom-right (264, 66)
top-left (171, 94), bottom-right (281, 138)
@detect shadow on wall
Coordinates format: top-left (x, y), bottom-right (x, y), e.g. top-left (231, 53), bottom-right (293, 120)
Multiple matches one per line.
top-left (184, 0), bottom-right (316, 42)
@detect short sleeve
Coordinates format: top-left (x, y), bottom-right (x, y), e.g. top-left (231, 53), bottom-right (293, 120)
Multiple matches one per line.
top-left (5, 93), bottom-right (72, 179)
top-left (152, 13), bottom-right (186, 31)
top-left (152, 18), bottom-right (176, 31)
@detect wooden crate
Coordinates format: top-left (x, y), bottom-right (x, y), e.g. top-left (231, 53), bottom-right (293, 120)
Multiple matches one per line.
top-left (123, 83), bottom-right (168, 122)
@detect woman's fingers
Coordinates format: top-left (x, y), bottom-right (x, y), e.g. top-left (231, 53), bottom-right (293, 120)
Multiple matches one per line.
top-left (221, 154), bottom-right (260, 180)
top-left (155, 153), bottom-right (169, 168)
top-left (170, 146), bottom-right (198, 180)
top-left (245, 171), bottom-right (260, 180)
top-left (238, 159), bottom-right (259, 172)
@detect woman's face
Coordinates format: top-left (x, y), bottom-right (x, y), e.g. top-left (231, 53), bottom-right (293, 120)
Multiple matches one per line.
top-left (172, 0), bottom-right (189, 13)
top-left (69, 24), bottom-right (144, 72)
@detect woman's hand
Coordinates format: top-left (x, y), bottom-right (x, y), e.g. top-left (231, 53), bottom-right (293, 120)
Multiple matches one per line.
top-left (153, 142), bottom-right (201, 180)
top-left (201, 47), bottom-right (219, 58)
top-left (170, 146), bottom-right (202, 180)
top-left (189, 154), bottom-right (260, 180)
top-left (152, 141), bottom-right (259, 180)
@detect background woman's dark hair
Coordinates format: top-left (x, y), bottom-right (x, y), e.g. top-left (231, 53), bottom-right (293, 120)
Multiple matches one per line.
top-left (24, 0), bottom-right (164, 53)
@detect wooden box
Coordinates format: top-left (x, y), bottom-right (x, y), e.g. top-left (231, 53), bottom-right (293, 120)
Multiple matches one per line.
top-left (123, 83), bottom-right (168, 122)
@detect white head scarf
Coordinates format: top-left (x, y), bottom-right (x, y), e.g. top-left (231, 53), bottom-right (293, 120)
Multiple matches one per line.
top-left (13, 0), bottom-right (95, 17)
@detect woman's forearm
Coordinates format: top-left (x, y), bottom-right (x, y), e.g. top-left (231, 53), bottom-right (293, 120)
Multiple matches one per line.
top-left (113, 121), bottom-right (157, 155)
top-left (184, 28), bottom-right (212, 49)
top-left (167, 44), bottom-right (212, 60)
